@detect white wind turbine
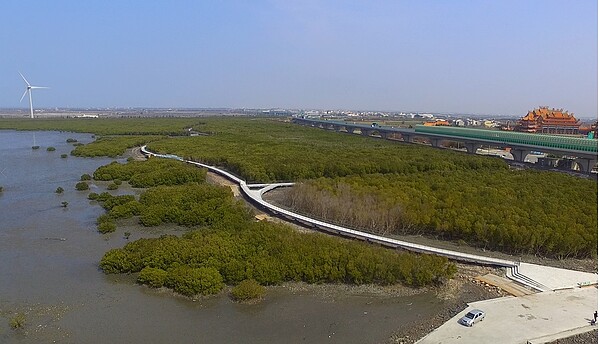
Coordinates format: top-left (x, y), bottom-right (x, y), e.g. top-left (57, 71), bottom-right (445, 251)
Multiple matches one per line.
top-left (19, 72), bottom-right (49, 119)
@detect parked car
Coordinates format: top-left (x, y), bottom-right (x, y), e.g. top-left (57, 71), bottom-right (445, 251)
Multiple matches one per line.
top-left (459, 309), bottom-right (485, 327)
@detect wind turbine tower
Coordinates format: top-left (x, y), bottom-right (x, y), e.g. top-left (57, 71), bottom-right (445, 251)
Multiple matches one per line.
top-left (19, 72), bottom-right (48, 119)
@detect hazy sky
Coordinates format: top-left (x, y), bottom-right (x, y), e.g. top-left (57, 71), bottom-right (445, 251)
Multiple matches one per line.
top-left (0, 1), bottom-right (597, 117)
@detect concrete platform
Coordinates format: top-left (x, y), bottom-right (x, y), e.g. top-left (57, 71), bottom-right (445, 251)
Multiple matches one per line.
top-left (416, 287), bottom-right (598, 344)
top-left (517, 263), bottom-right (598, 290)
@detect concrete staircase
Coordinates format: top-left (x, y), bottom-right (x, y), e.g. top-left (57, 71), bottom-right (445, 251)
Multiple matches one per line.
top-left (506, 264), bottom-right (551, 292)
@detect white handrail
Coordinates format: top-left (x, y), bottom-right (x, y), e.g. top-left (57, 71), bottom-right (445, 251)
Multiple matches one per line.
top-left (140, 145), bottom-right (518, 268)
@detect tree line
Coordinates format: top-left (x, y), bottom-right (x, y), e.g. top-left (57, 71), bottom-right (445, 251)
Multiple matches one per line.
top-left (145, 118), bottom-right (596, 259)
top-left (1, 117), bottom-right (463, 298)
top-left (3, 116), bottom-right (594, 260)
top-left (0, 117), bottom-right (202, 135)
top-left (147, 120), bottom-right (505, 183)
top-left (91, 157), bottom-right (456, 296)
top-left (93, 157), bottom-right (207, 187)
top-left (280, 170), bottom-right (597, 258)
top-left (101, 221), bottom-right (456, 296)
top-left (71, 136), bottom-right (166, 158)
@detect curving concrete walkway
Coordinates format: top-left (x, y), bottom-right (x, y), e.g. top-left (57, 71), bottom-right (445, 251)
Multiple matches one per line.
top-left (139, 146), bottom-right (597, 293)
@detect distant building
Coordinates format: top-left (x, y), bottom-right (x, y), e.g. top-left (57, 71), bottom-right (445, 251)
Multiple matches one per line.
top-left (417, 113), bottom-right (434, 119)
top-left (516, 106), bottom-right (580, 134)
top-left (483, 120), bottom-right (499, 128)
top-left (578, 121), bottom-right (598, 139)
top-left (423, 119), bottom-right (449, 126)
top-left (452, 119), bottom-right (465, 127)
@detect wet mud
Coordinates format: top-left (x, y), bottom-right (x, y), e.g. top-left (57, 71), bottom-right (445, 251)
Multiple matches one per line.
top-left (0, 130), bottom-right (443, 344)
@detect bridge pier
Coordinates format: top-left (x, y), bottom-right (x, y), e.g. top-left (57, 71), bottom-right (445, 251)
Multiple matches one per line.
top-left (464, 142), bottom-right (479, 154)
top-left (430, 138), bottom-right (444, 148)
top-left (346, 126), bottom-right (358, 134)
top-left (575, 158), bottom-right (598, 173)
top-left (510, 148), bottom-right (528, 162)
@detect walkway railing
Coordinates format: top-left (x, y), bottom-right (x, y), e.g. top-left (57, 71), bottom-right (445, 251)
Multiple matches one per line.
top-left (139, 146), bottom-right (555, 291)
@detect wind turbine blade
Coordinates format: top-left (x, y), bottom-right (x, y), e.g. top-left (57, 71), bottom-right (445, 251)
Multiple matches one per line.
top-left (20, 89), bottom-right (28, 102)
top-left (19, 72), bottom-right (31, 86)
top-left (30, 86), bottom-right (49, 89)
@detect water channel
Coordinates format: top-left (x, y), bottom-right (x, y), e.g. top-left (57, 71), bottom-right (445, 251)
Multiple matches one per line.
top-left (0, 130), bottom-right (442, 343)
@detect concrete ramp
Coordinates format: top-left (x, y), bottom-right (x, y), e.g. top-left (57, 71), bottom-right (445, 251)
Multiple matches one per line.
top-left (475, 274), bottom-right (534, 297)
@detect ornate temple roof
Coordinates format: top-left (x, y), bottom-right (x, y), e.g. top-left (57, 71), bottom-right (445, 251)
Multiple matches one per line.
top-left (521, 106), bottom-right (579, 126)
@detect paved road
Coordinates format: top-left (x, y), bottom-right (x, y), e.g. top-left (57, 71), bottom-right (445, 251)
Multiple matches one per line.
top-left (416, 287), bottom-right (598, 344)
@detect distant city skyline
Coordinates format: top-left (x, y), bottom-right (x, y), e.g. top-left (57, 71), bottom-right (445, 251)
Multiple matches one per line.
top-left (0, 1), bottom-right (597, 118)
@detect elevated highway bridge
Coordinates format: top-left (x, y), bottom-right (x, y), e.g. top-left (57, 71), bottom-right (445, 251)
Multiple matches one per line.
top-left (292, 118), bottom-right (598, 173)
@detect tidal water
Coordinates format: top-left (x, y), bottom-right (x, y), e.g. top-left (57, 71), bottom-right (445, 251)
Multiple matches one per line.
top-left (0, 130), bottom-right (442, 343)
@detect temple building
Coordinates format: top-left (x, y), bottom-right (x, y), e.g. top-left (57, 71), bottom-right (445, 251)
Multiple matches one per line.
top-left (579, 121), bottom-right (598, 139)
top-left (516, 107), bottom-right (580, 134)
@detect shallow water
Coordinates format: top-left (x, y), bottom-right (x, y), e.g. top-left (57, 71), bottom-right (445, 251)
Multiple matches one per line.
top-left (0, 130), bottom-right (442, 343)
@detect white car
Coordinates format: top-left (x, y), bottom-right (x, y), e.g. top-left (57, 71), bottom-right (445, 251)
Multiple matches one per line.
top-left (459, 309), bottom-right (485, 327)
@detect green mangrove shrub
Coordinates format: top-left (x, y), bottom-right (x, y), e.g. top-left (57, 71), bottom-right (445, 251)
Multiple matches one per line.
top-left (165, 266), bottom-right (225, 296)
top-left (137, 267), bottom-right (168, 288)
top-left (100, 221), bottom-right (456, 296)
top-left (93, 158), bottom-right (206, 187)
top-left (9, 313), bottom-right (26, 330)
top-left (231, 279), bottom-right (265, 302)
top-left (75, 182), bottom-right (89, 191)
top-left (97, 220), bottom-right (117, 234)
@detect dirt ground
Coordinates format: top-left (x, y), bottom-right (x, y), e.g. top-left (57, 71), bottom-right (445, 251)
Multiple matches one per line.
top-left (206, 172), bottom-right (241, 197)
top-left (124, 147), bottom-right (148, 161)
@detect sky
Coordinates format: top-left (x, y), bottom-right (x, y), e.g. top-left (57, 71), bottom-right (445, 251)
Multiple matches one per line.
top-left (0, 1), bottom-right (597, 117)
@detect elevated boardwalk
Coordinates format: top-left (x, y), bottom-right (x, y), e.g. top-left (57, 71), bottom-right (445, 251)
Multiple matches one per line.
top-left (140, 146), bottom-right (597, 293)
